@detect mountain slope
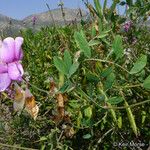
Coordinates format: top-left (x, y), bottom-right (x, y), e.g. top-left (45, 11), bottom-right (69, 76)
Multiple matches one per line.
top-left (23, 8), bottom-right (87, 28)
top-left (0, 14), bottom-right (25, 36)
top-left (0, 8), bottom-right (87, 36)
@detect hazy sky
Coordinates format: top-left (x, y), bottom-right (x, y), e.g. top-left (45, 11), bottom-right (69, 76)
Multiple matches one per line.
top-left (0, 0), bottom-right (125, 20)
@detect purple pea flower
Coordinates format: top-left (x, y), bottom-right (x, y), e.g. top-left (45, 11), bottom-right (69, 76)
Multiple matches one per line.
top-left (0, 37), bottom-right (24, 92)
top-left (123, 21), bottom-right (132, 32)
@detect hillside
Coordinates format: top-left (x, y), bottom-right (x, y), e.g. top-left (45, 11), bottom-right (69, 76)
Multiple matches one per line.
top-left (23, 8), bottom-right (87, 28)
top-left (0, 8), bottom-right (87, 36)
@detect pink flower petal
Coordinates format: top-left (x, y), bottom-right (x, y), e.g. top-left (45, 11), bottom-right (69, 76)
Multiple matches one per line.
top-left (8, 62), bottom-right (24, 80)
top-left (0, 63), bottom-right (8, 73)
top-left (0, 40), bottom-right (2, 47)
top-left (15, 37), bottom-right (24, 60)
top-left (0, 37), bottom-right (15, 63)
top-left (16, 62), bottom-right (24, 76)
top-left (0, 73), bottom-right (11, 92)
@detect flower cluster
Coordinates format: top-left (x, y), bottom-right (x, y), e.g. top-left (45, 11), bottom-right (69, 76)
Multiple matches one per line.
top-left (123, 21), bottom-right (132, 32)
top-left (0, 37), bottom-right (24, 92)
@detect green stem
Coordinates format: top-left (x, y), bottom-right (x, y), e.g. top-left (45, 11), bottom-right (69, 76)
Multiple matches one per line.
top-left (114, 84), bottom-right (142, 89)
top-left (85, 58), bottom-right (130, 74)
top-left (75, 89), bottom-right (150, 110)
top-left (106, 99), bottom-right (150, 110)
top-left (23, 78), bottom-right (49, 94)
top-left (103, 0), bottom-right (108, 12)
top-left (94, 0), bottom-right (103, 19)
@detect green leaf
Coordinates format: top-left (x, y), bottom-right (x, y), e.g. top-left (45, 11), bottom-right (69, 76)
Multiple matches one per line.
top-left (68, 62), bottom-right (79, 78)
top-left (98, 18), bottom-right (103, 32)
top-left (86, 72), bottom-right (100, 83)
top-left (53, 56), bottom-right (68, 75)
top-left (101, 39), bottom-right (111, 46)
top-left (107, 97), bottom-right (124, 105)
top-left (126, 0), bottom-right (133, 6)
top-left (101, 67), bottom-right (113, 78)
top-left (91, 26), bottom-right (97, 37)
top-left (112, 35), bottom-right (124, 59)
top-left (108, 0), bottom-right (119, 20)
top-left (59, 80), bottom-right (73, 93)
top-left (143, 75), bottom-right (150, 90)
top-left (80, 30), bottom-right (87, 40)
top-left (74, 31), bottom-right (91, 58)
top-left (89, 40), bottom-right (100, 46)
top-left (83, 134), bottom-right (92, 139)
top-left (118, 17), bottom-right (127, 24)
top-left (84, 106), bottom-right (92, 118)
top-left (95, 62), bottom-right (103, 74)
top-left (64, 50), bottom-right (72, 72)
top-left (94, 0), bottom-right (103, 19)
top-left (77, 111), bottom-right (82, 128)
top-left (130, 55), bottom-right (147, 74)
top-left (40, 136), bottom-right (47, 141)
top-left (69, 100), bottom-right (80, 109)
top-left (97, 33), bottom-right (108, 39)
top-left (59, 81), bottom-right (70, 93)
top-left (104, 72), bottom-right (115, 90)
top-left (103, 0), bottom-right (108, 12)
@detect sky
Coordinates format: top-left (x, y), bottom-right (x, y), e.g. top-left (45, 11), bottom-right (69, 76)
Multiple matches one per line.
top-left (0, 0), bottom-right (125, 20)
